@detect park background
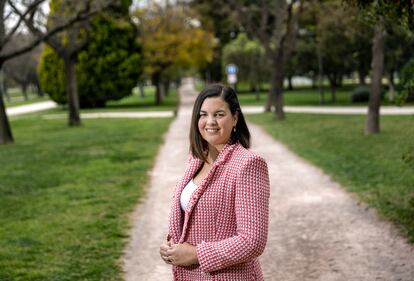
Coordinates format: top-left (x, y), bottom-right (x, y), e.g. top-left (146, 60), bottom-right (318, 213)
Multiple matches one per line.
top-left (0, 0), bottom-right (413, 280)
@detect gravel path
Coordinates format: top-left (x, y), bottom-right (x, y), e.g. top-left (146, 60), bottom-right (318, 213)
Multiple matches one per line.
top-left (122, 79), bottom-right (414, 281)
top-left (6, 101), bottom-right (57, 116)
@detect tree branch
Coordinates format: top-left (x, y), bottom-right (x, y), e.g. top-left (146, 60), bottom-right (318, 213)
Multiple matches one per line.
top-left (1, 0), bottom-right (113, 62)
top-left (3, 0), bottom-right (46, 48)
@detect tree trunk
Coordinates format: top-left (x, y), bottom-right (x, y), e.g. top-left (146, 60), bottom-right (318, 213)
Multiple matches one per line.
top-left (153, 73), bottom-right (162, 105)
top-left (22, 83), bottom-right (28, 101)
top-left (272, 48), bottom-right (285, 120)
top-left (163, 78), bottom-right (170, 97)
top-left (358, 70), bottom-right (366, 85)
top-left (0, 92), bottom-right (13, 144)
top-left (255, 82), bottom-right (260, 101)
top-left (336, 75), bottom-right (343, 87)
top-left (249, 82), bottom-right (256, 93)
top-left (35, 77), bottom-right (44, 97)
top-left (159, 81), bottom-right (165, 103)
top-left (265, 85), bottom-right (274, 112)
top-left (64, 57), bottom-right (81, 126)
top-left (311, 75), bottom-right (317, 89)
top-left (287, 75), bottom-right (293, 90)
top-left (330, 84), bottom-right (336, 103)
top-left (317, 43), bottom-right (324, 105)
top-left (265, 47), bottom-right (286, 118)
top-left (139, 82), bottom-right (145, 97)
top-left (388, 70), bottom-right (396, 102)
top-left (365, 15), bottom-right (385, 135)
top-left (328, 74), bottom-right (337, 103)
top-left (0, 70), bottom-right (9, 101)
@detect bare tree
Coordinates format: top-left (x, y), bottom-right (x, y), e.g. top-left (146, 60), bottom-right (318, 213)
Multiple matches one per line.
top-left (0, 0), bottom-right (115, 144)
top-left (3, 33), bottom-right (43, 100)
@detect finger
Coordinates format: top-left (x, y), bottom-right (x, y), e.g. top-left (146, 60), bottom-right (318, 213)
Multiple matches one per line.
top-left (160, 244), bottom-right (171, 250)
top-left (161, 253), bottom-right (172, 264)
top-left (160, 245), bottom-right (171, 255)
top-left (160, 246), bottom-right (168, 254)
top-left (164, 255), bottom-right (173, 263)
top-left (160, 247), bottom-right (168, 255)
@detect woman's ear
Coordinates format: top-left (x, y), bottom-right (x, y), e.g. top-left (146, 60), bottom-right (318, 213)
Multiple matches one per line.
top-left (233, 111), bottom-right (239, 126)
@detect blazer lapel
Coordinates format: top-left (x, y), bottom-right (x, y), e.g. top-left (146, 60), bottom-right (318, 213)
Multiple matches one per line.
top-left (170, 156), bottom-right (203, 243)
top-left (178, 142), bottom-right (239, 243)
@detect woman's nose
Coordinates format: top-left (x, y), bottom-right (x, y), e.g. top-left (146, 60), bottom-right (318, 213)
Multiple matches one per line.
top-left (206, 115), bottom-right (217, 124)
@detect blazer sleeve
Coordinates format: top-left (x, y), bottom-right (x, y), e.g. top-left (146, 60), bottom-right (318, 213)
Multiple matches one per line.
top-left (196, 155), bottom-right (270, 273)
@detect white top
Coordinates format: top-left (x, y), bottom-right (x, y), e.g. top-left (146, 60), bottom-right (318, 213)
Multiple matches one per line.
top-left (180, 179), bottom-right (198, 210)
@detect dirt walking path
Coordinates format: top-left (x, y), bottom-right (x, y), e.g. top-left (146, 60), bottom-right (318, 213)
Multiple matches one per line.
top-left (122, 79), bottom-right (414, 281)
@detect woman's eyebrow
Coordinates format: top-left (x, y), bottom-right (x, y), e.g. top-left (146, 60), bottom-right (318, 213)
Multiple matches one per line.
top-left (200, 109), bottom-right (226, 113)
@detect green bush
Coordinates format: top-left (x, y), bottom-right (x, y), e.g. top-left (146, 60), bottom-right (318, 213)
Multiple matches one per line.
top-left (397, 58), bottom-right (414, 105)
top-left (38, 15), bottom-right (142, 108)
top-left (350, 85), bottom-right (387, 103)
top-left (37, 47), bottom-right (66, 105)
top-left (350, 86), bottom-right (370, 103)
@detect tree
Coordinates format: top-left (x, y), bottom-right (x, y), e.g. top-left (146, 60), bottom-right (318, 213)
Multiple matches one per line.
top-left (345, 0), bottom-right (414, 134)
top-left (222, 33), bottom-right (268, 96)
top-left (3, 33), bottom-right (43, 99)
top-left (38, 8), bottom-right (142, 108)
top-left (228, 0), bottom-right (302, 119)
top-left (191, 0), bottom-right (241, 82)
top-left (317, 1), bottom-right (354, 103)
top-left (347, 10), bottom-right (373, 86)
top-left (25, 0), bottom-right (122, 126)
top-left (291, 0), bottom-right (323, 101)
top-left (384, 24), bottom-right (414, 101)
top-left (0, 0), bottom-right (108, 144)
top-left (398, 58), bottom-right (414, 105)
top-left (133, 4), bottom-right (215, 105)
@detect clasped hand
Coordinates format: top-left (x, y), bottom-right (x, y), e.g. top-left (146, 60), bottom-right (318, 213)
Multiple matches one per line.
top-left (159, 241), bottom-right (199, 266)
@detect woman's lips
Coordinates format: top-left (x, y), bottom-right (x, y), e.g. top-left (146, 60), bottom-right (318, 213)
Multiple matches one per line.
top-left (205, 128), bottom-right (219, 133)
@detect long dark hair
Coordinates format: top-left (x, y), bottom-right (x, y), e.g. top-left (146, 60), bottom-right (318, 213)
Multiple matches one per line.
top-left (189, 83), bottom-right (250, 162)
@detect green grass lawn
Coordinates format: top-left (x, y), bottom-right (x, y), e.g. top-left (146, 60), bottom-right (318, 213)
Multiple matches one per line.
top-left (236, 84), bottom-right (414, 106)
top-left (247, 113), bottom-right (414, 242)
top-left (0, 117), bottom-right (172, 280)
top-left (5, 86), bottom-right (178, 113)
top-left (4, 95), bottom-right (49, 108)
top-left (238, 88), bottom-right (353, 106)
top-left (92, 86), bottom-right (178, 112)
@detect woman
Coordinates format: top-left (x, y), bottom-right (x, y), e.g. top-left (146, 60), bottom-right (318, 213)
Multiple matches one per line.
top-left (160, 84), bottom-right (270, 280)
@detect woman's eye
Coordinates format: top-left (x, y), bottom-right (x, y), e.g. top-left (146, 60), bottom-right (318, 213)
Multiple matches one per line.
top-left (216, 113), bottom-right (225, 117)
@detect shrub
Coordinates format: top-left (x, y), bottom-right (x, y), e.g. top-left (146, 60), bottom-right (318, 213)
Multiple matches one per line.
top-left (350, 85), bottom-right (387, 103)
top-left (38, 46), bottom-right (66, 104)
top-left (38, 15), bottom-right (142, 108)
top-left (351, 86), bottom-right (370, 103)
top-left (397, 58), bottom-right (414, 105)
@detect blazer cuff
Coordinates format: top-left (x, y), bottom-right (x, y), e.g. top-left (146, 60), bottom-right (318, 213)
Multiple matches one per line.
top-left (196, 241), bottom-right (223, 273)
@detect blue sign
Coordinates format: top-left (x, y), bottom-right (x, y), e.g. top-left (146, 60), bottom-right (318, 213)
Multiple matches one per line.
top-left (226, 64), bottom-right (238, 75)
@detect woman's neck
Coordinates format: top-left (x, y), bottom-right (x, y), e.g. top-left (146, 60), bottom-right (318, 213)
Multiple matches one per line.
top-left (206, 145), bottom-right (222, 164)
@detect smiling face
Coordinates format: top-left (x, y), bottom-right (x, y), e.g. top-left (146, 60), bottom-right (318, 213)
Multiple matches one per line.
top-left (198, 97), bottom-right (238, 152)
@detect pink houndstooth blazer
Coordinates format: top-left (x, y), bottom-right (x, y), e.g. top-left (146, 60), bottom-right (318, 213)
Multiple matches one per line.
top-left (168, 142), bottom-right (270, 280)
